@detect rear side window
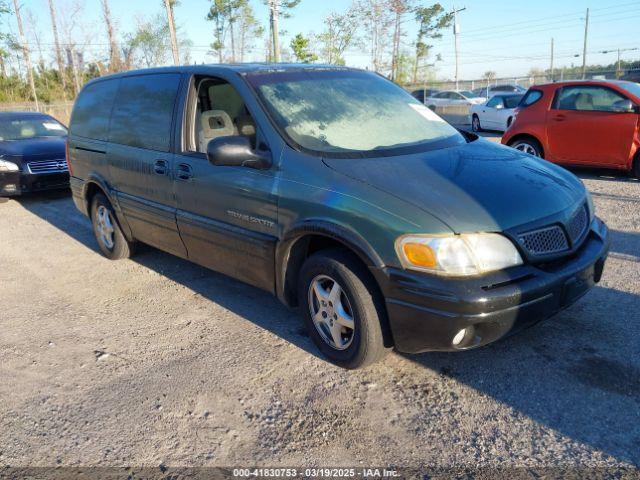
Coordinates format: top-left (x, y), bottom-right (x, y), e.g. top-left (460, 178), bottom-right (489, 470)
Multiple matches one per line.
top-left (70, 79), bottom-right (119, 140)
top-left (109, 74), bottom-right (181, 152)
top-left (519, 89), bottom-right (543, 107)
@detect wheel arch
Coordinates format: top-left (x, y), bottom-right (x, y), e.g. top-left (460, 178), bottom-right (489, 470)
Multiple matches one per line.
top-left (82, 175), bottom-right (134, 241)
top-left (276, 223), bottom-right (394, 347)
top-left (276, 221), bottom-right (384, 306)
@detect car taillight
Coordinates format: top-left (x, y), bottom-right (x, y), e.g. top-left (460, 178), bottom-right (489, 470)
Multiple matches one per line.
top-left (65, 139), bottom-right (74, 176)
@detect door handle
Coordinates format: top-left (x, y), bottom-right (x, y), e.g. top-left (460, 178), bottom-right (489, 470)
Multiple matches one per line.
top-left (553, 114), bottom-right (566, 122)
top-left (154, 159), bottom-right (168, 175)
top-left (176, 163), bottom-right (193, 181)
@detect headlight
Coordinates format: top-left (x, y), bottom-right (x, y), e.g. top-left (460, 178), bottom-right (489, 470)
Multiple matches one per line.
top-left (0, 159), bottom-right (19, 172)
top-left (396, 233), bottom-right (523, 276)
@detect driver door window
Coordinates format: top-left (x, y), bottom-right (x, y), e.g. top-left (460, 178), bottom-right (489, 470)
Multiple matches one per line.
top-left (187, 78), bottom-right (257, 153)
top-left (486, 96), bottom-right (503, 108)
top-left (555, 86), bottom-right (628, 112)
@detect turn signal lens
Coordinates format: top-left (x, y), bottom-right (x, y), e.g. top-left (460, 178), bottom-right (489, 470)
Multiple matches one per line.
top-left (402, 242), bottom-right (437, 268)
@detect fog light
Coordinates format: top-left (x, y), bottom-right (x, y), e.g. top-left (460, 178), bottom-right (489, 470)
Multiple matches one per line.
top-left (452, 329), bottom-right (467, 346)
top-left (2, 184), bottom-right (17, 193)
top-left (452, 325), bottom-right (475, 348)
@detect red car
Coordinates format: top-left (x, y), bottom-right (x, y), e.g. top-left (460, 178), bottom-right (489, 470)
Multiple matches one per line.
top-left (502, 80), bottom-right (640, 178)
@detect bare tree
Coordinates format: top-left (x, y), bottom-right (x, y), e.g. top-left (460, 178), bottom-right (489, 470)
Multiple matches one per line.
top-left (100, 0), bottom-right (121, 72)
top-left (388, 0), bottom-right (414, 82)
top-left (319, 7), bottom-right (360, 65)
top-left (25, 9), bottom-right (51, 91)
top-left (12, 0), bottom-right (38, 108)
top-left (57, 0), bottom-right (90, 95)
top-left (236, 2), bottom-right (263, 62)
top-left (164, 0), bottom-right (180, 65)
top-left (357, 0), bottom-right (393, 73)
top-left (47, 0), bottom-right (67, 97)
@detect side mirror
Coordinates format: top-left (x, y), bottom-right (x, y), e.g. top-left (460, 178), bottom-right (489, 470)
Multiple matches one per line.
top-left (612, 99), bottom-right (635, 113)
top-left (207, 135), bottom-right (271, 170)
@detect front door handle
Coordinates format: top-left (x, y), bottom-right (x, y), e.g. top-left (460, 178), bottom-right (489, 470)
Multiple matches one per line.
top-left (553, 114), bottom-right (566, 122)
top-left (176, 163), bottom-right (193, 181)
top-left (154, 159), bottom-right (168, 175)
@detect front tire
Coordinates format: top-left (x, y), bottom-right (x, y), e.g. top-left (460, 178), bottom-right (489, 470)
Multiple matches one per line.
top-left (633, 153), bottom-right (640, 179)
top-left (509, 137), bottom-right (544, 158)
top-left (91, 193), bottom-right (134, 260)
top-left (298, 249), bottom-right (390, 369)
top-left (471, 114), bottom-right (482, 132)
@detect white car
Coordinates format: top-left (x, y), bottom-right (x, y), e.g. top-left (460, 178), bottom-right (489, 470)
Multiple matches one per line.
top-left (425, 90), bottom-right (485, 109)
top-left (469, 93), bottom-right (524, 132)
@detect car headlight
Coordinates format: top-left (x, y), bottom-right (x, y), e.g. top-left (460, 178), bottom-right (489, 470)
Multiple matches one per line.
top-left (396, 233), bottom-right (523, 276)
top-left (0, 159), bottom-right (19, 172)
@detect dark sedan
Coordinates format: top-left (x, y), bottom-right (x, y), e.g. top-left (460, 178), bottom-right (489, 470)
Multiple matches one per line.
top-left (0, 112), bottom-right (69, 196)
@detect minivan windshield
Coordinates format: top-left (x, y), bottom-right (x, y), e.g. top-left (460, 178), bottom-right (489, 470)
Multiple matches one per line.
top-left (248, 70), bottom-right (464, 156)
top-left (0, 116), bottom-right (67, 141)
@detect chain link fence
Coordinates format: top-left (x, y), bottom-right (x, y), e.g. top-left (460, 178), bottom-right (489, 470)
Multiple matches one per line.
top-left (0, 102), bottom-right (74, 125)
top-left (405, 68), bottom-right (638, 93)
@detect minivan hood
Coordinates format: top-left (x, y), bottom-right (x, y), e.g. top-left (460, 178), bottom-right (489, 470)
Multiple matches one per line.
top-left (323, 139), bottom-right (585, 233)
top-left (0, 137), bottom-right (66, 164)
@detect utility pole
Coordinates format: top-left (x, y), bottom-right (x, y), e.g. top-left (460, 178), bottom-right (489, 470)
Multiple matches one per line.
top-left (581, 8), bottom-right (589, 79)
top-left (164, 0), bottom-right (180, 65)
top-left (12, 0), bottom-right (38, 109)
top-left (452, 5), bottom-right (466, 91)
top-left (47, 0), bottom-right (67, 99)
top-left (550, 37), bottom-right (554, 82)
top-left (269, 0), bottom-right (280, 63)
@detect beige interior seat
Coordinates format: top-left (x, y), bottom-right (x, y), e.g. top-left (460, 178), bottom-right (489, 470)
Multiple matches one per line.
top-left (574, 93), bottom-right (594, 111)
top-left (199, 110), bottom-right (235, 152)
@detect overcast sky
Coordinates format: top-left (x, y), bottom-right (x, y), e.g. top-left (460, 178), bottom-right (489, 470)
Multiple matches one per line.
top-left (15, 0), bottom-right (640, 80)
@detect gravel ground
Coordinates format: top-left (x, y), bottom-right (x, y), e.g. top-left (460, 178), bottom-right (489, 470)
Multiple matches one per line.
top-left (0, 168), bottom-right (638, 477)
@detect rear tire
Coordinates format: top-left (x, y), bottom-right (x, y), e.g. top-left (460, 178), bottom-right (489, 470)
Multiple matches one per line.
top-left (509, 136), bottom-right (544, 158)
top-left (90, 193), bottom-right (134, 260)
top-left (298, 249), bottom-right (390, 369)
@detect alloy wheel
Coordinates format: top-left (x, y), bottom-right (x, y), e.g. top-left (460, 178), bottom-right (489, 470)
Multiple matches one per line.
top-left (96, 205), bottom-right (115, 250)
top-left (513, 141), bottom-right (539, 157)
top-left (308, 274), bottom-right (355, 350)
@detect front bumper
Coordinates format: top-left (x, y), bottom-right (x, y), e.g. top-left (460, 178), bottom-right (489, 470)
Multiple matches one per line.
top-left (373, 218), bottom-right (610, 353)
top-left (0, 170), bottom-right (70, 196)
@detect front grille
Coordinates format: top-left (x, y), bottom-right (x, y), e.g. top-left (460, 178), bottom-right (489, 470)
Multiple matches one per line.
top-left (518, 225), bottom-right (569, 255)
top-left (27, 158), bottom-right (68, 174)
top-left (566, 204), bottom-right (588, 244)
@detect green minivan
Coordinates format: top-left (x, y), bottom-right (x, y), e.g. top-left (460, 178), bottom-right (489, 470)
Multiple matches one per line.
top-left (67, 65), bottom-right (609, 368)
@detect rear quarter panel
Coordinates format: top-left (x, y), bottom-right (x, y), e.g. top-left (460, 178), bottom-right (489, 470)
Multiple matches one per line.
top-left (502, 86), bottom-right (555, 155)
